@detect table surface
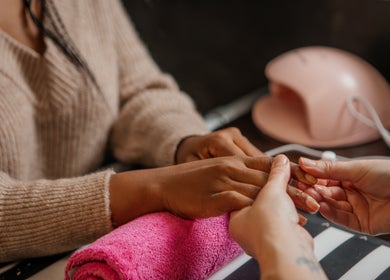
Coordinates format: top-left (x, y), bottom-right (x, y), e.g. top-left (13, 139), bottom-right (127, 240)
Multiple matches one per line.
top-left (231, 112), bottom-right (390, 161)
top-left (1, 111), bottom-right (390, 279)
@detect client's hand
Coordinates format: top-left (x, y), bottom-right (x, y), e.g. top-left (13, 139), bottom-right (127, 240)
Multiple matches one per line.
top-left (110, 155), bottom-right (274, 225)
top-left (229, 155), bottom-right (327, 280)
top-left (175, 127), bottom-right (319, 214)
top-left (175, 127), bottom-right (264, 162)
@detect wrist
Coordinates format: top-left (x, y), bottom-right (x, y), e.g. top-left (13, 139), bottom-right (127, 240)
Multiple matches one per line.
top-left (109, 169), bottom-right (164, 227)
top-left (255, 235), bottom-right (324, 280)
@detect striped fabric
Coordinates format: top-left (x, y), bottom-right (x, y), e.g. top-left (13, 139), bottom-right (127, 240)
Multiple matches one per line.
top-left (1, 213), bottom-right (389, 280)
top-left (209, 213), bottom-right (390, 280)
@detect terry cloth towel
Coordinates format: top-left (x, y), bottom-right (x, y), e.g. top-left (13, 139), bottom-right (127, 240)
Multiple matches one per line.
top-left (65, 212), bottom-right (242, 280)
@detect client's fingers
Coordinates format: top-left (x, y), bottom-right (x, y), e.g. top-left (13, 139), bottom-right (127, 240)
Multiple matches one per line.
top-left (295, 181), bottom-right (323, 202)
top-left (290, 162), bottom-right (317, 185)
top-left (233, 134), bottom-right (265, 157)
top-left (243, 156), bottom-right (273, 173)
top-left (288, 185), bottom-right (320, 213)
top-left (212, 191), bottom-right (254, 215)
top-left (314, 185), bottom-right (347, 201)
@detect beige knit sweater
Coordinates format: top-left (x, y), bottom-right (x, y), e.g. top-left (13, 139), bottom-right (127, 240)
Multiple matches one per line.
top-left (0, 0), bottom-right (208, 262)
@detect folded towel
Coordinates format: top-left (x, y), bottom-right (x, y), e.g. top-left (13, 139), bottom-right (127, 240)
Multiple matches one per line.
top-left (65, 212), bottom-right (242, 280)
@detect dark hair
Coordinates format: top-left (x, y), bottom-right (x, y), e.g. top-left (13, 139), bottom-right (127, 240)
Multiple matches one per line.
top-left (23, 0), bottom-right (102, 96)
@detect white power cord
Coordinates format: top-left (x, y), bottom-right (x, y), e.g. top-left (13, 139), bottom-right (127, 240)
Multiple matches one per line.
top-left (347, 95), bottom-right (390, 148)
top-left (265, 144), bottom-right (344, 160)
top-left (265, 143), bottom-right (390, 161)
top-left (203, 90), bottom-right (390, 160)
top-left (265, 96), bottom-right (390, 161)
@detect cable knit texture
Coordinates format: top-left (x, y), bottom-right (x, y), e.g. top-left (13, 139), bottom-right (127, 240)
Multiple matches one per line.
top-left (0, 0), bottom-right (208, 262)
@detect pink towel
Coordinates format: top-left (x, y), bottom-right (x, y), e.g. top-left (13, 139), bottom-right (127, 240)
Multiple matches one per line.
top-left (65, 212), bottom-right (242, 280)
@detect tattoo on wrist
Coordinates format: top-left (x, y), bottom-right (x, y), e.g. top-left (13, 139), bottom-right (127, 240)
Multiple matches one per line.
top-left (296, 256), bottom-right (322, 272)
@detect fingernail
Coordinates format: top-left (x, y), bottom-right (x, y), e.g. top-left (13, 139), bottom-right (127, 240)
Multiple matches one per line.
top-left (304, 173), bottom-right (317, 185)
top-left (298, 214), bottom-right (308, 226)
top-left (314, 185), bottom-right (327, 195)
top-left (300, 157), bottom-right (316, 167)
top-left (275, 154), bottom-right (288, 166)
top-left (306, 196), bottom-right (320, 213)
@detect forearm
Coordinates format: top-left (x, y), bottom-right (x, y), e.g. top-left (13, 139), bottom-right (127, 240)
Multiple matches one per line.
top-left (0, 170), bottom-right (113, 262)
top-left (255, 238), bottom-right (327, 280)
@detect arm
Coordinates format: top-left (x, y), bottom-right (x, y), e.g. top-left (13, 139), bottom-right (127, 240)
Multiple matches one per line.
top-left (107, 0), bottom-right (208, 167)
top-left (0, 170), bottom-right (114, 262)
top-left (229, 155), bottom-right (328, 280)
top-left (299, 157), bottom-right (390, 235)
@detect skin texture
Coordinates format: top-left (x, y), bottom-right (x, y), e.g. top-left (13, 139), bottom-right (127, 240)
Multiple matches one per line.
top-left (229, 155), bottom-right (327, 280)
top-left (299, 157), bottom-right (390, 235)
top-left (176, 128), bottom-right (319, 212)
top-left (110, 128), bottom-right (320, 226)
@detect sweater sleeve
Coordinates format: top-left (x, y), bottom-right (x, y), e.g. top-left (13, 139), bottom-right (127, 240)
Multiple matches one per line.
top-left (0, 170), bottom-right (114, 262)
top-left (107, 0), bottom-right (210, 167)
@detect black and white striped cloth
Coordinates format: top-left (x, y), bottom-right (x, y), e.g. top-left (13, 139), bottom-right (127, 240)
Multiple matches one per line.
top-left (209, 213), bottom-right (390, 280)
top-left (1, 213), bottom-right (389, 280)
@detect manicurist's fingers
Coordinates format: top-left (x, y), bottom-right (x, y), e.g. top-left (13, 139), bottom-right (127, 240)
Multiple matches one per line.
top-left (299, 157), bottom-right (358, 182)
top-left (262, 154), bottom-right (291, 192)
top-left (212, 191), bottom-right (254, 214)
top-left (319, 202), bottom-right (359, 231)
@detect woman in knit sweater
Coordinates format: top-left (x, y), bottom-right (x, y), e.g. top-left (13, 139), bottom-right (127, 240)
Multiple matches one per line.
top-left (0, 0), bottom-right (319, 262)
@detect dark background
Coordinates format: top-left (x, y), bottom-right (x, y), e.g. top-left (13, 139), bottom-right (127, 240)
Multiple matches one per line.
top-left (121, 0), bottom-right (390, 114)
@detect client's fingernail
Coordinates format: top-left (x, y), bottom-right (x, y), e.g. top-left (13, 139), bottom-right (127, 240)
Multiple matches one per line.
top-left (304, 173), bottom-right (317, 185)
top-left (306, 196), bottom-right (320, 213)
top-left (300, 157), bottom-right (316, 167)
top-left (298, 214), bottom-right (308, 226)
top-left (314, 185), bottom-right (327, 195)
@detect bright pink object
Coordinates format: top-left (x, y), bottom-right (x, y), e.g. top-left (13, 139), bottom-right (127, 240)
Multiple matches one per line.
top-left (252, 46), bottom-right (390, 147)
top-left (65, 212), bottom-right (242, 280)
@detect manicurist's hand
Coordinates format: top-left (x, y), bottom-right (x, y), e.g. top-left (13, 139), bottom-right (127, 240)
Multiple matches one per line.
top-left (229, 155), bottom-right (327, 280)
top-left (299, 158), bottom-right (390, 235)
top-left (175, 127), bottom-right (320, 214)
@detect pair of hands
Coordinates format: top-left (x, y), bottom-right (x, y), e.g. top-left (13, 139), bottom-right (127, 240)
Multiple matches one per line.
top-left (110, 127), bottom-right (319, 226)
top-left (174, 127), bottom-right (319, 217)
top-left (175, 131), bottom-right (327, 279)
top-left (229, 155), bottom-right (390, 276)
top-left (172, 129), bottom-right (389, 280)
